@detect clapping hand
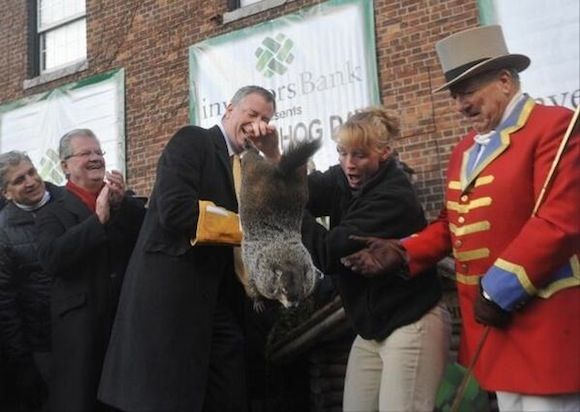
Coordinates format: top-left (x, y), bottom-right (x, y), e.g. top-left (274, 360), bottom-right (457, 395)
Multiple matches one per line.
top-left (105, 170), bottom-right (125, 208)
top-left (96, 185), bottom-right (111, 224)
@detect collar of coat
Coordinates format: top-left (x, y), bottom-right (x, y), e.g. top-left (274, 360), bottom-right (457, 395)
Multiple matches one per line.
top-left (459, 94), bottom-right (535, 191)
top-left (0, 182), bottom-right (64, 226)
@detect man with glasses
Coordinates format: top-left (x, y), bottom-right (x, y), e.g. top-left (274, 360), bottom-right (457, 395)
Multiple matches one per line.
top-left (341, 25), bottom-right (579, 411)
top-left (36, 129), bottom-right (145, 412)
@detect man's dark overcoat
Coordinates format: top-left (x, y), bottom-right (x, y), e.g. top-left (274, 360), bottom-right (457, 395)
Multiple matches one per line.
top-left (99, 126), bottom-right (246, 412)
top-left (36, 188), bottom-right (145, 412)
top-left (0, 183), bottom-right (63, 362)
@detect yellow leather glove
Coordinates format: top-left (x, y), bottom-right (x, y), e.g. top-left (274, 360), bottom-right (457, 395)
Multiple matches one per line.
top-left (190, 200), bottom-right (243, 246)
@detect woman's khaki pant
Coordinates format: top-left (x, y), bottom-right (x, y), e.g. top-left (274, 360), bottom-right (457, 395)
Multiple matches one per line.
top-left (343, 303), bottom-right (451, 412)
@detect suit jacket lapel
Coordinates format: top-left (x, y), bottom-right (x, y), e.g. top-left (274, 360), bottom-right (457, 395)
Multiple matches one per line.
top-left (209, 125), bottom-right (236, 202)
top-left (460, 95), bottom-right (536, 191)
top-left (59, 190), bottom-right (92, 222)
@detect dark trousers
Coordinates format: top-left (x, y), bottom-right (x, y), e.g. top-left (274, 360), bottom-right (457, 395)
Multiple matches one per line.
top-left (202, 282), bottom-right (247, 412)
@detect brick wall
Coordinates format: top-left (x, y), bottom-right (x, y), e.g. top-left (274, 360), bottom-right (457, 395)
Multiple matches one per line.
top-left (0, 0), bottom-right (480, 218)
top-left (0, 2), bottom-right (29, 99)
top-left (374, 0), bottom-right (479, 217)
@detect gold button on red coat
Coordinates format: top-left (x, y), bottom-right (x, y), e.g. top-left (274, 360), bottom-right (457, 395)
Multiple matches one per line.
top-left (460, 195), bottom-right (469, 202)
top-left (458, 216), bottom-right (465, 223)
top-left (460, 263), bottom-right (468, 271)
top-left (454, 239), bottom-right (463, 248)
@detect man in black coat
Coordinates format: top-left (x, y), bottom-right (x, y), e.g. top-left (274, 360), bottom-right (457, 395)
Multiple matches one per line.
top-left (0, 151), bottom-right (63, 411)
top-left (99, 86), bottom-right (278, 412)
top-left (36, 129), bottom-right (145, 412)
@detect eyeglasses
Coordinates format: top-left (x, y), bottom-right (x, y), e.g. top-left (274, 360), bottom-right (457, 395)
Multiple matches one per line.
top-left (64, 150), bottom-right (106, 160)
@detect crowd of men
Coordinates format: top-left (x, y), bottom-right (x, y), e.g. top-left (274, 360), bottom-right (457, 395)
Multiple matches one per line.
top-left (0, 24), bottom-right (578, 412)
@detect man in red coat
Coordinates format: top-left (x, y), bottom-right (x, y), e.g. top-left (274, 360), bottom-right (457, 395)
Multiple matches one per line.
top-left (341, 25), bottom-right (579, 411)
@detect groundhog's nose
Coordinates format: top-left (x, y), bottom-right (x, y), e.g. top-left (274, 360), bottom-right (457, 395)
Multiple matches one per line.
top-left (279, 297), bottom-right (299, 309)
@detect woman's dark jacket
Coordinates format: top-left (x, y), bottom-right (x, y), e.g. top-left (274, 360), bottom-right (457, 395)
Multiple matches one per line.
top-left (0, 182), bottom-right (63, 360)
top-left (303, 158), bottom-right (441, 340)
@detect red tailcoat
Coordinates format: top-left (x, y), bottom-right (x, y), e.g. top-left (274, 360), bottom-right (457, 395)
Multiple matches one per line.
top-left (404, 96), bottom-right (580, 394)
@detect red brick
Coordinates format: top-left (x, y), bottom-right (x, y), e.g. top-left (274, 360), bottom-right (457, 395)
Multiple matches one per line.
top-left (0, 0), bottom-right (480, 219)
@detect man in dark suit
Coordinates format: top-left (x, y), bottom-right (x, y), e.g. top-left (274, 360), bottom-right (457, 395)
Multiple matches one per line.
top-left (36, 129), bottom-right (145, 412)
top-left (98, 85), bottom-right (278, 412)
top-left (0, 151), bottom-right (64, 412)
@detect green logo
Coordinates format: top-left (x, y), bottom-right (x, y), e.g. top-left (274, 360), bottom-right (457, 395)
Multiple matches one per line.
top-left (39, 148), bottom-right (65, 184)
top-left (255, 33), bottom-right (295, 78)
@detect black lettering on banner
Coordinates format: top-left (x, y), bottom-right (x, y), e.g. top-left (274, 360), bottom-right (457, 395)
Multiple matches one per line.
top-left (278, 119), bottom-right (323, 147)
top-left (535, 89), bottom-right (580, 108)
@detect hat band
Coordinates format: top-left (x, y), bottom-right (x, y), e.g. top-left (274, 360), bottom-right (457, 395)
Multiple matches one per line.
top-left (444, 58), bottom-right (489, 83)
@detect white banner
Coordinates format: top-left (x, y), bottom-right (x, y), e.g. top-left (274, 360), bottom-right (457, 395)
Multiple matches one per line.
top-left (189, 0), bottom-right (379, 172)
top-left (479, 0), bottom-right (579, 109)
top-left (0, 69), bottom-right (126, 184)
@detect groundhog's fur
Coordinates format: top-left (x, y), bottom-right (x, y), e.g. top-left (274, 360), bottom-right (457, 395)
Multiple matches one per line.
top-left (240, 139), bottom-right (322, 309)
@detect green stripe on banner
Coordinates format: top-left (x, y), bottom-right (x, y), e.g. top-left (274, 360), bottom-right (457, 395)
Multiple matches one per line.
top-left (477, 0), bottom-right (497, 25)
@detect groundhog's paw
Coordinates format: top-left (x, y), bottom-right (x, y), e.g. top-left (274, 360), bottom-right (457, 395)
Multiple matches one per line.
top-left (253, 299), bottom-right (267, 313)
top-left (243, 137), bottom-right (259, 153)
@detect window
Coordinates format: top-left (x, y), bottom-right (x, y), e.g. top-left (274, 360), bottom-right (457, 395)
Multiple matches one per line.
top-left (224, 0), bottom-right (290, 23)
top-left (227, 0), bottom-right (267, 11)
top-left (37, 0), bottom-right (87, 74)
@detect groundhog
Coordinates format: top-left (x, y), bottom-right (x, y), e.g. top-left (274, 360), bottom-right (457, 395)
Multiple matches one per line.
top-left (240, 139), bottom-right (323, 309)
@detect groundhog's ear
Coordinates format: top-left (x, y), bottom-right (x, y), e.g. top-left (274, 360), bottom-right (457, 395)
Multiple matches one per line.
top-left (315, 267), bottom-right (325, 280)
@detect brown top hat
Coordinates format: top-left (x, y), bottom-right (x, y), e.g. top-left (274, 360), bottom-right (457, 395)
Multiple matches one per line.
top-left (433, 25), bottom-right (530, 93)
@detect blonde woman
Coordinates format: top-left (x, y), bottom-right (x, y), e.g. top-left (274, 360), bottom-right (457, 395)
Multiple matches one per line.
top-left (303, 106), bottom-right (451, 411)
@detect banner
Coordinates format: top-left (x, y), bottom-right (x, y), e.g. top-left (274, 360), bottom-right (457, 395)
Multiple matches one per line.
top-left (0, 69), bottom-right (126, 184)
top-left (189, 0), bottom-right (379, 172)
top-left (478, 0), bottom-right (579, 109)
